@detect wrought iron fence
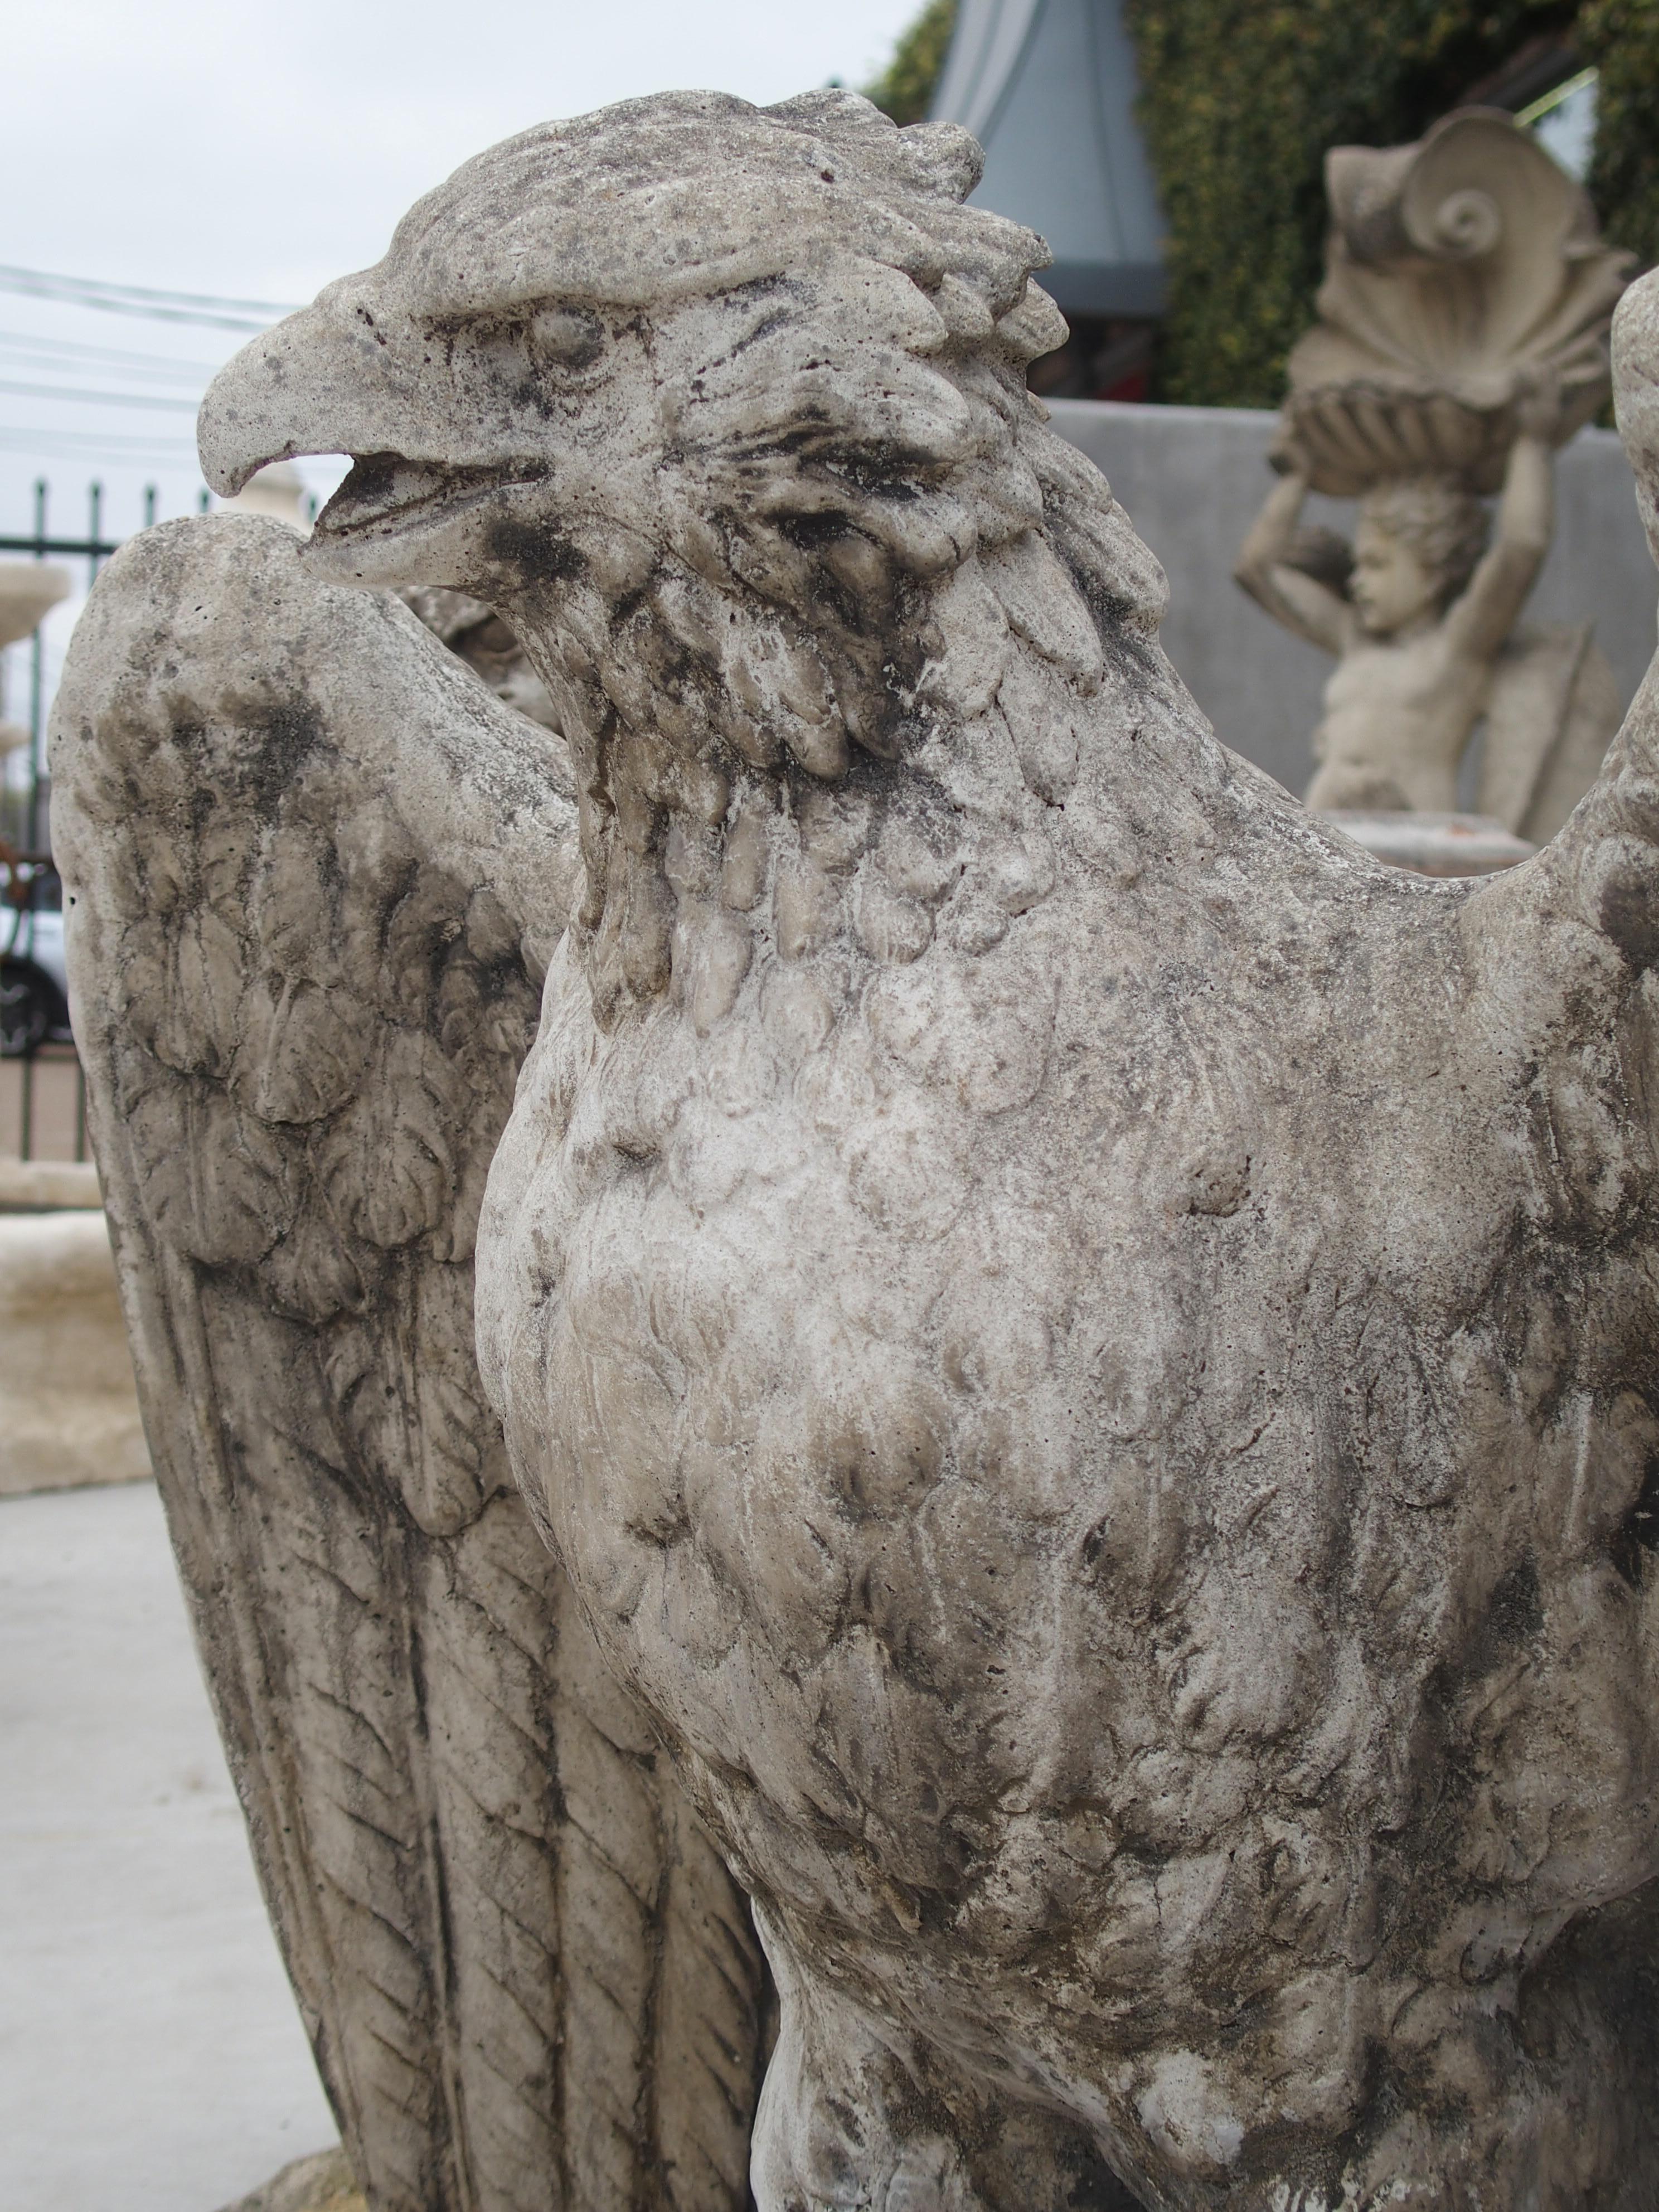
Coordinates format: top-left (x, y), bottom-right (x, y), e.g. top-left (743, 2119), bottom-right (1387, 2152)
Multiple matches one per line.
top-left (0, 476), bottom-right (175, 1160)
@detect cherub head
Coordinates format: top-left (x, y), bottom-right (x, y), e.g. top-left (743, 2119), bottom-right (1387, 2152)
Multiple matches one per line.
top-left (1351, 473), bottom-right (1490, 636)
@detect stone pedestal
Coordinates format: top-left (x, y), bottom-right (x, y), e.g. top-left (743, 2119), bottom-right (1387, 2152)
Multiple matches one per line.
top-left (0, 1204), bottom-right (149, 1497)
top-left (1320, 807), bottom-right (1535, 876)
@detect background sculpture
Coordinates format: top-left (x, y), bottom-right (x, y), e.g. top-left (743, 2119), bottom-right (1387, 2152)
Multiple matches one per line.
top-left (398, 585), bottom-right (561, 731)
top-left (51, 86), bottom-right (1659, 2211)
top-left (0, 562), bottom-right (71, 760)
top-left (1238, 108), bottom-right (1631, 850)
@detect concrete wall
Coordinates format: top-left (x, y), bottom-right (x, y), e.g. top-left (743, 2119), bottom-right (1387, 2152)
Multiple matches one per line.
top-left (1049, 399), bottom-right (1659, 799)
top-left (0, 1206), bottom-right (148, 1496)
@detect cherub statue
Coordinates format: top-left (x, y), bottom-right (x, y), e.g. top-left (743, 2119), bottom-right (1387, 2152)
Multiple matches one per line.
top-left (1236, 383), bottom-right (1619, 824)
top-left (1239, 108), bottom-right (1630, 843)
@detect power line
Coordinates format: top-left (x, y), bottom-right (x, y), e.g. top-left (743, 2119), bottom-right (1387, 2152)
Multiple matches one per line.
top-left (0, 330), bottom-right (219, 380)
top-left (0, 265), bottom-right (298, 313)
top-left (0, 425), bottom-right (197, 454)
top-left (0, 290), bottom-right (265, 333)
top-left (0, 377), bottom-right (199, 413)
top-left (0, 265), bottom-right (300, 332)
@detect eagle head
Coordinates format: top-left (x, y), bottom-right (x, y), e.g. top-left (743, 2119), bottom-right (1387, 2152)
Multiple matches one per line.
top-left (199, 87), bottom-right (1071, 609)
top-left (200, 89), bottom-right (1167, 1026)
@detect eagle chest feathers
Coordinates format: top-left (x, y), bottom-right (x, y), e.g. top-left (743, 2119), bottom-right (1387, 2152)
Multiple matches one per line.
top-left (472, 455), bottom-right (1515, 2005)
top-left (473, 501), bottom-right (1169, 1875)
top-left (473, 409), bottom-right (1659, 2161)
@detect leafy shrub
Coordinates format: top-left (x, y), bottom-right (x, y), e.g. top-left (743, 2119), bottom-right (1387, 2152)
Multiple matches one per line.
top-left (1582, 0), bottom-right (1659, 273)
top-left (857, 0), bottom-right (1658, 406)
top-left (866, 0), bottom-right (960, 125)
top-left (1122, 0), bottom-right (1589, 405)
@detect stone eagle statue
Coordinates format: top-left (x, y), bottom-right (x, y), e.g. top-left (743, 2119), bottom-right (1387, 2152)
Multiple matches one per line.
top-left (50, 89), bottom-right (1659, 2212)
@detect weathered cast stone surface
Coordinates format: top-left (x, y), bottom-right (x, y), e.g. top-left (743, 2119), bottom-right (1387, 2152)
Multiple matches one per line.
top-left (1237, 109), bottom-right (1629, 843)
top-left (51, 527), bottom-right (763, 2212)
top-left (50, 86), bottom-right (1659, 2210)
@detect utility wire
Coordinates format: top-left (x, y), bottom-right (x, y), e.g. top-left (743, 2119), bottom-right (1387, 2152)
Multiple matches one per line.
top-left (0, 377), bottom-right (199, 412)
top-left (0, 425), bottom-right (197, 454)
top-left (0, 264), bottom-right (297, 313)
top-left (0, 330), bottom-right (219, 380)
top-left (0, 423), bottom-right (194, 444)
top-left (0, 265), bottom-right (299, 332)
top-left (0, 265), bottom-right (297, 312)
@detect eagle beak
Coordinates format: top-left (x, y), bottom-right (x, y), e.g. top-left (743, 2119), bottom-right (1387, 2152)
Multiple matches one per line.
top-left (197, 295), bottom-right (418, 498)
top-left (197, 280), bottom-right (566, 593)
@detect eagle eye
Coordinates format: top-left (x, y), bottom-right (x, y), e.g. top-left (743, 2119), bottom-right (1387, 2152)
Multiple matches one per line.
top-left (526, 306), bottom-right (605, 372)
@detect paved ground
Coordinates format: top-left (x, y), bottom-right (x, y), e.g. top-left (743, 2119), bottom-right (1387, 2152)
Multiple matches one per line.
top-left (1, 1481), bottom-right (338, 2211)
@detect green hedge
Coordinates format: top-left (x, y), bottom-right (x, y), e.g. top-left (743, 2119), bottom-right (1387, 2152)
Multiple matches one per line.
top-left (1121, 0), bottom-right (1619, 405)
top-left (861, 0), bottom-right (1658, 408)
top-left (1583, 0), bottom-right (1659, 278)
top-left (866, 0), bottom-right (959, 125)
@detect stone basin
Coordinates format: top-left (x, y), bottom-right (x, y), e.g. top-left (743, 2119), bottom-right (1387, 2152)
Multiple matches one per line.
top-left (0, 562), bottom-right (72, 652)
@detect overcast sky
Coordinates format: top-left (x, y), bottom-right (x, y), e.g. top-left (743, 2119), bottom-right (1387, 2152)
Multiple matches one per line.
top-left (0, 0), bottom-right (926, 730)
top-left (0, 0), bottom-right (925, 525)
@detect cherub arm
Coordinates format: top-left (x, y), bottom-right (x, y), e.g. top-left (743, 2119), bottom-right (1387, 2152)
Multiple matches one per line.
top-left (1234, 460), bottom-right (1354, 656)
top-left (1443, 397), bottom-right (1555, 663)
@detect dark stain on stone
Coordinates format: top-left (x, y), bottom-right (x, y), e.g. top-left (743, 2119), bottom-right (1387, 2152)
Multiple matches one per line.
top-left (1597, 860), bottom-right (1659, 972)
top-left (1614, 1452), bottom-right (1659, 1587)
top-left (236, 697), bottom-right (327, 818)
top-left (485, 518), bottom-right (588, 583)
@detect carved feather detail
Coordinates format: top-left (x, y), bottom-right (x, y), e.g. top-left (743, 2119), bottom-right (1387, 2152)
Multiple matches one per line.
top-left (52, 513), bottom-right (767, 2212)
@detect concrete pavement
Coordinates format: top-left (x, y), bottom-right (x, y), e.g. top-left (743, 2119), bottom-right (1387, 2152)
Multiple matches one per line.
top-left (1, 1481), bottom-right (338, 2211)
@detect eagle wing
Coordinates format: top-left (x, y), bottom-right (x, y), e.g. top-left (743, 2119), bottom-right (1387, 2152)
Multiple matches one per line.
top-left (50, 515), bottom-right (767, 2212)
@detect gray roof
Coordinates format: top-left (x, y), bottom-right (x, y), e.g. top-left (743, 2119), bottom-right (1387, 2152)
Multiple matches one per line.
top-left (929, 0), bottom-right (1166, 317)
